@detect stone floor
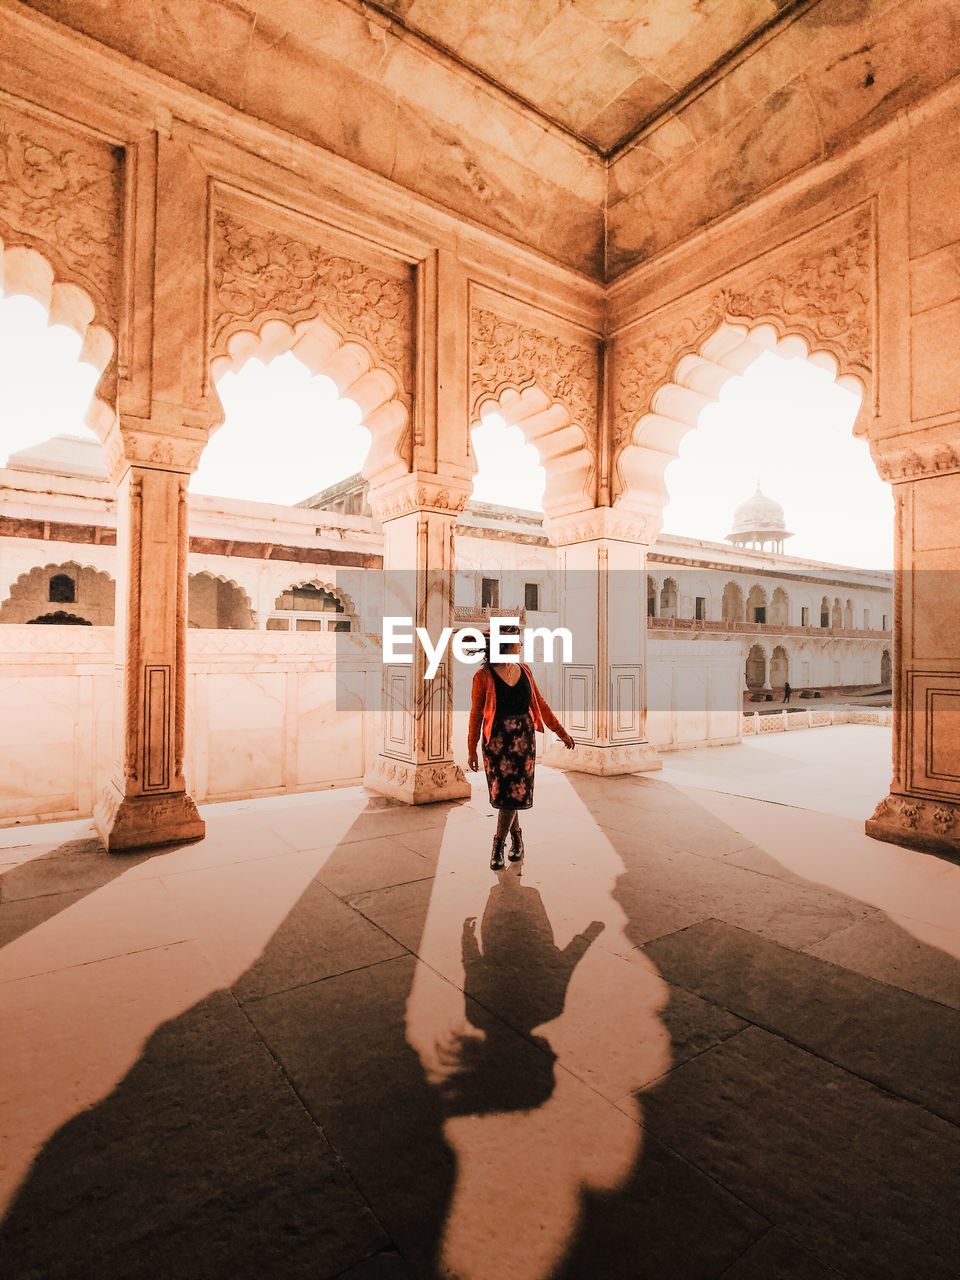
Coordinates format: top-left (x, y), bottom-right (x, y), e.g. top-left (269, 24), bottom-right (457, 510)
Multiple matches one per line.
top-left (1, 729), bottom-right (959, 1279)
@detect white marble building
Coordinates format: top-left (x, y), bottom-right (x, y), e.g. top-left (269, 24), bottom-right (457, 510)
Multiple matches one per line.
top-left (0, 437), bottom-right (892, 823)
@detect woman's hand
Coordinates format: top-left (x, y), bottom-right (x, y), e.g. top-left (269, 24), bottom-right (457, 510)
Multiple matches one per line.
top-left (559, 729), bottom-right (575, 750)
top-left (468, 749), bottom-right (480, 772)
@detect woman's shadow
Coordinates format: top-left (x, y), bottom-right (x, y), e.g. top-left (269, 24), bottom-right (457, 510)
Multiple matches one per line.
top-left (437, 866), bottom-right (604, 1118)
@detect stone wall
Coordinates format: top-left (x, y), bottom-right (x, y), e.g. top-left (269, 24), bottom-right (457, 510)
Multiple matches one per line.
top-left (0, 627), bottom-right (380, 825)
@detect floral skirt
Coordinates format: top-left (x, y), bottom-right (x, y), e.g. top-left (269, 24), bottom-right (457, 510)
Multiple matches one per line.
top-left (482, 712), bottom-right (536, 810)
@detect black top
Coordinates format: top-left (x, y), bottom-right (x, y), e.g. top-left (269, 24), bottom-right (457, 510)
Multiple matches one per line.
top-left (490, 664), bottom-right (532, 720)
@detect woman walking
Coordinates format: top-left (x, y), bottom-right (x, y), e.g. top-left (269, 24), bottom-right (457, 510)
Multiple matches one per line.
top-left (467, 628), bottom-right (575, 870)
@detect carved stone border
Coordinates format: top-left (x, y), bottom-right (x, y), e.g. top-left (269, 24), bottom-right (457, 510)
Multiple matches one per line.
top-left (469, 303), bottom-right (599, 432)
top-left (210, 208), bottom-right (415, 399)
top-left (0, 98), bottom-right (122, 332)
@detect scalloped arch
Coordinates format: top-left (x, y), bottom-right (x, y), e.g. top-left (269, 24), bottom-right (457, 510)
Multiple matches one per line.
top-left (613, 321), bottom-right (868, 527)
top-left (0, 237), bottom-right (116, 441)
top-left (209, 313), bottom-right (409, 489)
top-left (271, 577), bottom-right (358, 620)
top-left (187, 571), bottom-right (257, 628)
top-left (474, 384), bottom-right (595, 520)
top-left (0, 560), bottom-right (116, 623)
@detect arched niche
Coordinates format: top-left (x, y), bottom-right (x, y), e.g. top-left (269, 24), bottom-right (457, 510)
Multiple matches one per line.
top-left (0, 562), bottom-right (116, 626)
top-left (187, 572), bottom-right (256, 630)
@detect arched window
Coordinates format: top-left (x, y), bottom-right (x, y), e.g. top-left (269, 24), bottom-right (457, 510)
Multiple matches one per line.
top-left (647, 576), bottom-right (656, 618)
top-left (820, 596), bottom-right (831, 627)
top-left (771, 586), bottom-right (789, 626)
top-left (48, 573), bottom-right (75, 604)
top-left (770, 645), bottom-right (789, 689)
top-left (659, 578), bottom-right (678, 619)
top-left (745, 644), bottom-right (766, 690)
top-left (831, 598), bottom-right (843, 629)
top-left (746, 584), bottom-right (767, 624)
top-left (722, 581), bottom-right (744, 622)
top-left (843, 598), bottom-right (854, 629)
top-left (269, 583), bottom-right (353, 632)
top-left (880, 648), bottom-right (892, 685)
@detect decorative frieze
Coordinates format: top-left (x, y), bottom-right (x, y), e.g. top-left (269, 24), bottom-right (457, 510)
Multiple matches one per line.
top-left (0, 101), bottom-right (122, 326)
top-left (469, 305), bottom-right (599, 431)
top-left (211, 210), bottom-right (414, 396)
top-left (544, 507), bottom-right (650, 546)
top-left (873, 442), bottom-right (960, 483)
top-left (367, 475), bottom-right (472, 523)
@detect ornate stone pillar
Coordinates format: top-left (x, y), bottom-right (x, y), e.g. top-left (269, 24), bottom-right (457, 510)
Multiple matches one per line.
top-left (866, 449), bottom-right (960, 858)
top-left (541, 508), bottom-right (662, 776)
top-left (94, 428), bottom-right (207, 850)
top-left (363, 474), bottom-right (473, 804)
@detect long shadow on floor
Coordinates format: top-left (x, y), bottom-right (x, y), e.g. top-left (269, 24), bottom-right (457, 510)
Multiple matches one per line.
top-left (2, 778), bottom-right (960, 1279)
top-left (557, 772), bottom-right (960, 1280)
top-left (0, 800), bottom-right (460, 1280)
top-left (0, 836), bottom-right (153, 949)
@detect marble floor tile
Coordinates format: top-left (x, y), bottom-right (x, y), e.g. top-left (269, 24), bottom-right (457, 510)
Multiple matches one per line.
top-left (645, 919), bottom-right (960, 1124)
top-left (636, 1025), bottom-right (960, 1279)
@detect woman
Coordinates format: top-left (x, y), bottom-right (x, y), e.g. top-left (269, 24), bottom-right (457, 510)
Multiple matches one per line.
top-left (467, 628), bottom-right (575, 869)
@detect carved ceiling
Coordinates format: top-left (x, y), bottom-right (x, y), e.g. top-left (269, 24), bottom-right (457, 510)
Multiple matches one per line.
top-left (365, 0), bottom-right (801, 154)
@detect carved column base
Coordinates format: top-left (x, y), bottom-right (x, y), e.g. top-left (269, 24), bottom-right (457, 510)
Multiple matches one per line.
top-left (865, 793), bottom-right (960, 861)
top-left (364, 756), bottom-right (472, 805)
top-left (541, 740), bottom-right (663, 777)
top-left (94, 781), bottom-right (205, 853)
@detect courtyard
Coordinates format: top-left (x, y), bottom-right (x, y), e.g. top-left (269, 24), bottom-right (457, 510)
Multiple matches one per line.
top-left (1, 726), bottom-right (957, 1279)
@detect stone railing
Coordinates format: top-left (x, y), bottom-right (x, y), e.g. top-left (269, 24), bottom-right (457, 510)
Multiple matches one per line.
top-left (742, 705), bottom-right (893, 735)
top-left (649, 617), bottom-right (891, 640)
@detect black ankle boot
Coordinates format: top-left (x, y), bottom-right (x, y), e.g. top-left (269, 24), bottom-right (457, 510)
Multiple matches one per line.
top-left (490, 835), bottom-right (506, 871)
top-left (508, 824), bottom-right (524, 861)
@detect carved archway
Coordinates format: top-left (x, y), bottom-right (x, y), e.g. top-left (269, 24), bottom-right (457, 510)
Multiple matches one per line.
top-left (611, 213), bottom-right (874, 525)
top-left (613, 320), bottom-right (867, 523)
top-left (209, 207), bottom-right (414, 490)
top-left (469, 304), bottom-right (598, 519)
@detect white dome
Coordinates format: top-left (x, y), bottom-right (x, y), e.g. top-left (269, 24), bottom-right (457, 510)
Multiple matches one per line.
top-left (726, 484), bottom-right (793, 549)
top-left (729, 484), bottom-right (787, 535)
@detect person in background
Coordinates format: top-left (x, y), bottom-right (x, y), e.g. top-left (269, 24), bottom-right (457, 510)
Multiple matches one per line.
top-left (783, 679), bottom-right (792, 703)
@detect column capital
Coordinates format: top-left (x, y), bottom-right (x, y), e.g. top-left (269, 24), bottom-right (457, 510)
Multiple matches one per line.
top-left (103, 419), bottom-right (210, 485)
top-left (367, 471), bottom-right (473, 523)
top-left (871, 428), bottom-right (960, 483)
top-left (543, 506), bottom-right (654, 547)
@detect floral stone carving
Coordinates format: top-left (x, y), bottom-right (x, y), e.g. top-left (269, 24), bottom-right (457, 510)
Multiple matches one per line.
top-left (212, 210), bottom-right (414, 396)
top-left (469, 305), bottom-right (598, 432)
top-left (0, 101), bottom-right (122, 325)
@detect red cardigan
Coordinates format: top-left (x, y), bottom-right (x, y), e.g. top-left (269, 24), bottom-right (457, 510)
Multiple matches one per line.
top-left (468, 662), bottom-right (566, 752)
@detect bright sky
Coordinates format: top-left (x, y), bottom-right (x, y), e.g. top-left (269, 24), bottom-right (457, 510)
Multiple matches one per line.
top-left (1, 291), bottom-right (892, 567)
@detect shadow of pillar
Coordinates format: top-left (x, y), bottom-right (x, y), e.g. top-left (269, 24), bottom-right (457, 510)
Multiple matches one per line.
top-left (0, 800), bottom-right (460, 1280)
top-left (555, 773), bottom-right (960, 1280)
